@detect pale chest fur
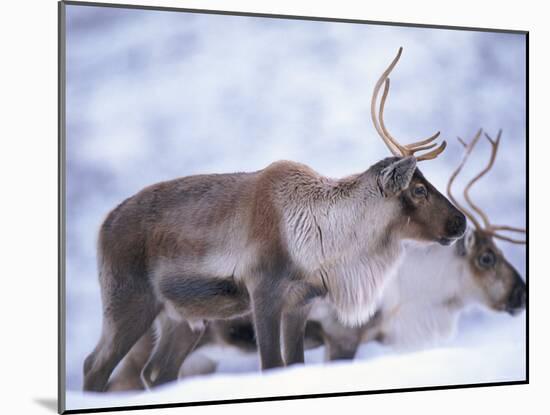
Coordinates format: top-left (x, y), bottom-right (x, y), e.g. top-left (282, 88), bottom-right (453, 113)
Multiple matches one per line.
top-left (374, 242), bottom-right (469, 348)
top-left (266, 160), bottom-right (404, 327)
top-left (324, 247), bottom-right (404, 327)
top-left (280, 196), bottom-right (403, 327)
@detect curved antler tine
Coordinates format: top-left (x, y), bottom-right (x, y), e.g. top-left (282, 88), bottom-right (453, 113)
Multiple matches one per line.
top-left (487, 223), bottom-right (527, 244)
top-left (405, 131), bottom-right (441, 150)
top-left (415, 141), bottom-right (447, 161)
top-left (379, 77), bottom-right (445, 160)
top-left (371, 48), bottom-right (404, 157)
top-left (490, 232), bottom-right (526, 245)
top-left (457, 136), bottom-right (467, 148)
top-left (463, 130), bottom-right (502, 229)
top-left (409, 142), bottom-right (438, 154)
top-left (478, 129), bottom-right (525, 241)
top-left (379, 78), bottom-right (408, 155)
top-left (371, 46), bottom-right (445, 161)
top-left (484, 129), bottom-right (502, 145)
top-left (379, 77), bottom-right (444, 160)
top-left (446, 129), bottom-right (484, 229)
top-left (489, 225), bottom-right (526, 233)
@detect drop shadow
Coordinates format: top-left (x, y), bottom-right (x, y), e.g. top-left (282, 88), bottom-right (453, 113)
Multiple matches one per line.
top-left (34, 398), bottom-right (57, 413)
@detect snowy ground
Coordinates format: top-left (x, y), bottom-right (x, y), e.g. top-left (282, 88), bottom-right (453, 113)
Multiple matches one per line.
top-left (66, 309), bottom-right (525, 411)
top-left (62, 3), bottom-right (527, 412)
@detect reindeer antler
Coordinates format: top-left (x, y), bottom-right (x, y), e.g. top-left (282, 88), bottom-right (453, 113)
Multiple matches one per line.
top-left (446, 128), bottom-right (484, 230)
top-left (462, 130), bottom-right (526, 244)
top-left (463, 131), bottom-right (502, 229)
top-left (450, 129), bottom-right (526, 245)
top-left (371, 47), bottom-right (447, 161)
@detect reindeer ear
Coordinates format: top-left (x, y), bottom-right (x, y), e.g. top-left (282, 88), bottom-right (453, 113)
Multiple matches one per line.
top-left (465, 228), bottom-right (476, 252)
top-left (457, 228), bottom-right (476, 256)
top-left (379, 156), bottom-right (416, 196)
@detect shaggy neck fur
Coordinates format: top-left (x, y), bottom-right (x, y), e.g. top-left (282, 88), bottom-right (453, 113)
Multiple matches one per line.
top-left (276, 159), bottom-right (405, 327)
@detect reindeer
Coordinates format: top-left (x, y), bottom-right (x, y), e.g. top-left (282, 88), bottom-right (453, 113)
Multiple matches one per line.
top-left (355, 130), bottom-right (527, 346)
top-left (83, 47), bottom-right (466, 392)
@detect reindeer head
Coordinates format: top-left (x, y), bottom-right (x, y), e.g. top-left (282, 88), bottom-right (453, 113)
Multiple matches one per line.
top-left (370, 48), bottom-right (466, 246)
top-left (448, 129), bottom-right (526, 315)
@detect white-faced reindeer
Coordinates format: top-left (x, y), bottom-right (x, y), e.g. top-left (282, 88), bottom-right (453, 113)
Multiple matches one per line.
top-left (308, 129), bottom-right (527, 359)
top-left (83, 47), bottom-right (467, 392)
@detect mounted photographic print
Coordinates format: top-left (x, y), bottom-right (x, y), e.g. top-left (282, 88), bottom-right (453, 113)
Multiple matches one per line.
top-left (58, 1), bottom-right (528, 413)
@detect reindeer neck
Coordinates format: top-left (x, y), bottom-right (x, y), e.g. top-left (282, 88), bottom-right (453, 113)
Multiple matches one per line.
top-left (395, 241), bottom-right (469, 308)
top-left (279, 168), bottom-right (396, 270)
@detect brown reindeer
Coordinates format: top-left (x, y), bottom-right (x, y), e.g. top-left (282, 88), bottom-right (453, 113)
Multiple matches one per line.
top-left (83, 47), bottom-right (466, 392)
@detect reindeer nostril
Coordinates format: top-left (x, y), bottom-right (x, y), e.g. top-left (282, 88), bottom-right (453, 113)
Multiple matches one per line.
top-left (507, 281), bottom-right (527, 313)
top-left (520, 290), bottom-right (526, 306)
top-left (517, 285), bottom-right (527, 307)
top-left (446, 213), bottom-right (466, 237)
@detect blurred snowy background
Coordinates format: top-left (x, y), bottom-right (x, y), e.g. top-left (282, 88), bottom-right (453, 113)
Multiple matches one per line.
top-left (63, 2), bottom-right (527, 408)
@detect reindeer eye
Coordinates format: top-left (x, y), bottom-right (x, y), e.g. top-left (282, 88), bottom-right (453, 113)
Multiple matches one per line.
top-left (412, 184), bottom-right (427, 198)
top-left (478, 251), bottom-right (496, 269)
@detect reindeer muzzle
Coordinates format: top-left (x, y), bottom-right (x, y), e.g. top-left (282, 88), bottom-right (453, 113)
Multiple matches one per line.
top-left (444, 212), bottom-right (467, 241)
top-left (505, 278), bottom-right (526, 315)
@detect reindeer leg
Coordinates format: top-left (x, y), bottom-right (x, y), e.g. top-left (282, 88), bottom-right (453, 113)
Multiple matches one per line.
top-left (83, 283), bottom-right (160, 392)
top-left (323, 322), bottom-right (362, 361)
top-left (303, 320), bottom-right (326, 350)
top-left (141, 313), bottom-right (205, 389)
top-left (250, 283), bottom-right (284, 370)
top-left (325, 334), bottom-right (361, 361)
top-left (106, 327), bottom-right (155, 392)
top-left (320, 313), bottom-right (364, 362)
top-left (281, 305), bottom-right (311, 366)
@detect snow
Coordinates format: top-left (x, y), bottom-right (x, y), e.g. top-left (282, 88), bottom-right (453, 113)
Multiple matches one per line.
top-left (66, 309), bottom-right (525, 411)
top-left (63, 3), bottom-right (526, 412)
